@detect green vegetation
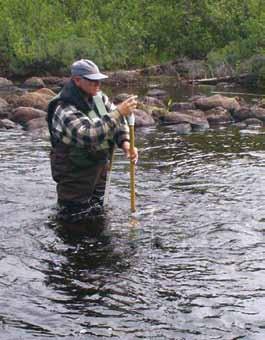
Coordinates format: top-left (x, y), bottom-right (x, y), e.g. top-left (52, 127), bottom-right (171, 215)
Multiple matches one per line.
top-left (0, 0), bottom-right (265, 75)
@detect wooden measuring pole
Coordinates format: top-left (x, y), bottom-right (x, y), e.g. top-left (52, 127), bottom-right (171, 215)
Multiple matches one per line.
top-left (128, 114), bottom-right (136, 212)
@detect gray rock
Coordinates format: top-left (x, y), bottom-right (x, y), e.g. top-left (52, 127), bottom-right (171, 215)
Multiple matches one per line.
top-left (205, 107), bottom-right (232, 124)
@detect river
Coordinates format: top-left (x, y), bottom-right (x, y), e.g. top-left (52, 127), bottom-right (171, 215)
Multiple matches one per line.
top-left (1, 82), bottom-right (265, 339)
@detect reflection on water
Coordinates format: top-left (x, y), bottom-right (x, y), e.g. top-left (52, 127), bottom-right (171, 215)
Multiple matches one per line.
top-left (1, 121), bottom-right (265, 338)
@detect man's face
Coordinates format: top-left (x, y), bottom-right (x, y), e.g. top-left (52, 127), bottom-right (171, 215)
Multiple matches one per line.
top-left (73, 77), bottom-right (101, 97)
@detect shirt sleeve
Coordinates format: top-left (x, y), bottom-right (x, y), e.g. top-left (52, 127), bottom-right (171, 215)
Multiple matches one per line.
top-left (52, 103), bottom-right (123, 149)
top-left (102, 92), bottom-right (130, 148)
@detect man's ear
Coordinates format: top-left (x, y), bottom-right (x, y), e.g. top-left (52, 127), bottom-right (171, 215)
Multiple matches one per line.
top-left (72, 76), bottom-right (82, 86)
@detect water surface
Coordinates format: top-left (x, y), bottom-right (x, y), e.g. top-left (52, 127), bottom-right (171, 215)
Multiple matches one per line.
top-left (1, 86), bottom-right (265, 339)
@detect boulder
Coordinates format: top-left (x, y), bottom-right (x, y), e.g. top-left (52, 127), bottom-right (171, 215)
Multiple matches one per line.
top-left (193, 94), bottom-right (240, 112)
top-left (0, 77), bottom-right (13, 87)
top-left (23, 77), bottom-right (45, 88)
top-left (11, 107), bottom-right (46, 124)
top-left (159, 109), bottom-right (209, 131)
top-left (24, 117), bottom-right (47, 131)
top-left (204, 107), bottom-right (232, 124)
top-left (141, 96), bottom-right (166, 108)
top-left (171, 102), bottom-right (194, 111)
top-left (232, 106), bottom-right (253, 122)
top-left (133, 109), bottom-right (155, 127)
top-left (13, 92), bottom-right (50, 110)
top-left (0, 119), bottom-right (16, 129)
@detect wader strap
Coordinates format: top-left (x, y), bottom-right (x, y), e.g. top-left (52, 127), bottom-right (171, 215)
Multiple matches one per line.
top-left (93, 94), bottom-right (108, 117)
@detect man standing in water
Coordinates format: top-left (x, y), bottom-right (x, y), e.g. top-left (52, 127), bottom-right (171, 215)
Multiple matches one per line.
top-left (47, 59), bottom-right (138, 222)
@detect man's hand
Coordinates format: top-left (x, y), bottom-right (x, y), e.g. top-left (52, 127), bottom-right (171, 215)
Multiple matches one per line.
top-left (117, 96), bottom-right (138, 116)
top-left (122, 141), bottom-right (138, 164)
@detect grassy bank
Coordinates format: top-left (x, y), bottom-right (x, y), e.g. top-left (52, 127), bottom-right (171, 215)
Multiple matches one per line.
top-left (0, 0), bottom-right (265, 79)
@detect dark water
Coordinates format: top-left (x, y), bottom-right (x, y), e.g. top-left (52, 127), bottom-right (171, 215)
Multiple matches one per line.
top-left (2, 85), bottom-right (265, 339)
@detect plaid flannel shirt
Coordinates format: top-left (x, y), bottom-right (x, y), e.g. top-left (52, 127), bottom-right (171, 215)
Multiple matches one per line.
top-left (51, 93), bottom-right (129, 149)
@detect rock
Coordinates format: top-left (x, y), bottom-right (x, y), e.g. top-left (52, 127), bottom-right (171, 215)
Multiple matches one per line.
top-left (244, 118), bottom-right (263, 126)
top-left (232, 106), bottom-right (253, 121)
top-left (193, 94), bottom-right (240, 112)
top-left (0, 77), bottom-right (13, 87)
top-left (35, 87), bottom-right (56, 97)
top-left (171, 102), bottom-right (194, 111)
top-left (0, 97), bottom-right (10, 118)
top-left (141, 96), bottom-right (166, 108)
top-left (172, 123), bottom-right (192, 135)
top-left (204, 107), bottom-right (232, 124)
top-left (146, 88), bottom-right (168, 98)
top-left (173, 58), bottom-right (209, 79)
top-left (11, 107), bottom-right (47, 124)
top-left (13, 92), bottom-right (50, 110)
top-left (23, 77), bottom-right (45, 88)
top-left (251, 106), bottom-right (265, 122)
top-left (133, 109), bottom-right (155, 127)
top-left (24, 117), bottom-right (47, 131)
top-left (160, 109), bottom-right (209, 131)
top-left (0, 119), bottom-right (16, 129)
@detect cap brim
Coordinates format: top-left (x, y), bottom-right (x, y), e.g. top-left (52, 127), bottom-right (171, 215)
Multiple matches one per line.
top-left (83, 73), bottom-right (108, 80)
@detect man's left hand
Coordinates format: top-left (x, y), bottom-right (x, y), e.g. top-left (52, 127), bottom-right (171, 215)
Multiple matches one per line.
top-left (122, 141), bottom-right (138, 164)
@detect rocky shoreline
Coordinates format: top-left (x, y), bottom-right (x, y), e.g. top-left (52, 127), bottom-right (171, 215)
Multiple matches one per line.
top-left (1, 71), bottom-right (265, 137)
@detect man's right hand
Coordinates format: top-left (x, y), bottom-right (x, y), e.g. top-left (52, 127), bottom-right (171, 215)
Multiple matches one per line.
top-left (117, 96), bottom-right (138, 116)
